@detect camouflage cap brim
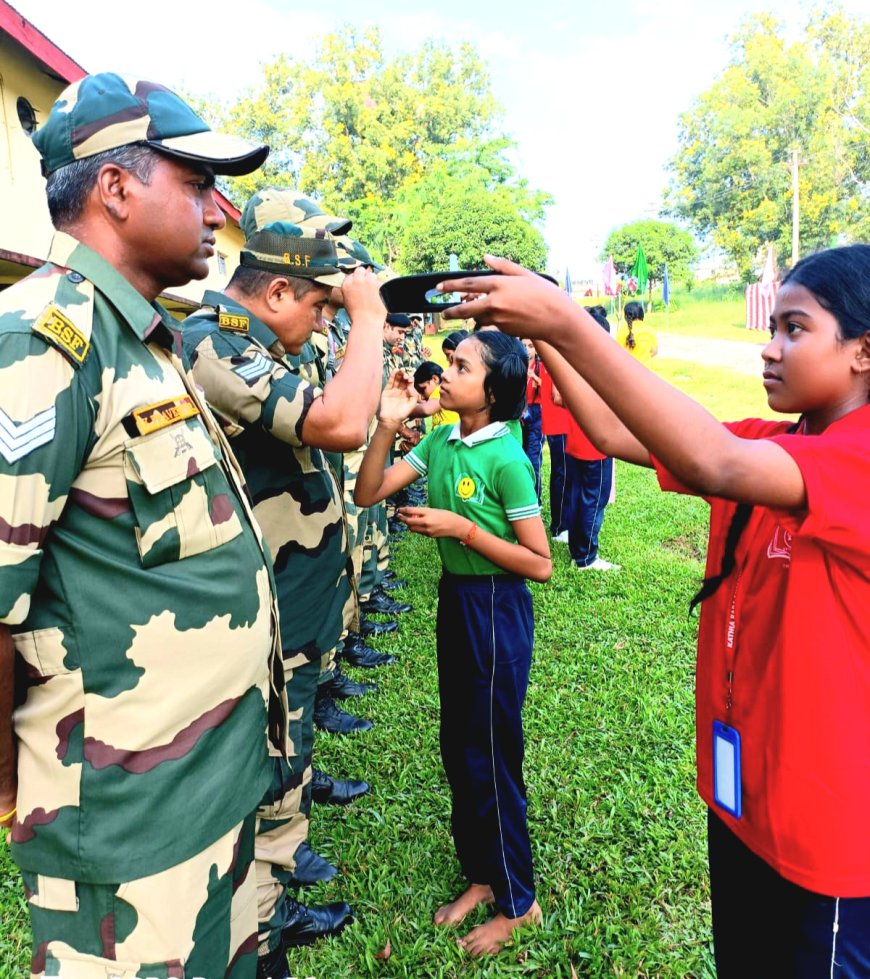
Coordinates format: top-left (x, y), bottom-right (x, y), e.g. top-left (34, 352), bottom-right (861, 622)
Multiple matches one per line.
top-left (33, 73), bottom-right (269, 177)
top-left (335, 236), bottom-right (384, 272)
top-left (241, 187), bottom-right (353, 238)
top-left (147, 132), bottom-right (269, 176)
top-left (240, 228), bottom-right (344, 287)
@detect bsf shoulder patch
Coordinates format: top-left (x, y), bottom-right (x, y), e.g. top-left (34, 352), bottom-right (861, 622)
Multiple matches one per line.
top-left (219, 312), bottom-right (250, 333)
top-left (33, 306), bottom-right (90, 367)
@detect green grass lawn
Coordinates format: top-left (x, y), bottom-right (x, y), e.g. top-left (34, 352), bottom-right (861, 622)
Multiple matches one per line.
top-left (0, 462), bottom-right (715, 978)
top-left (1, 330), bottom-right (779, 977)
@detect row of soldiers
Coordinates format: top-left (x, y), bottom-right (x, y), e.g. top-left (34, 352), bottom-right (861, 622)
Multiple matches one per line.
top-left (0, 73), bottom-right (428, 979)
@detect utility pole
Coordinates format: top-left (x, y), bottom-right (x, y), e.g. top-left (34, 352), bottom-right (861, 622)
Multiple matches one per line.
top-left (791, 147), bottom-right (800, 266)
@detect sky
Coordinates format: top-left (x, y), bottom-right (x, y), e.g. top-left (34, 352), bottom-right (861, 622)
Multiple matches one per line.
top-left (13, 0), bottom-right (868, 279)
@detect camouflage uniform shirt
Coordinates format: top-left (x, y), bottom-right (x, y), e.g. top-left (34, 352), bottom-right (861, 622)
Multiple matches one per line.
top-left (181, 292), bottom-right (351, 660)
top-left (0, 234), bottom-right (280, 883)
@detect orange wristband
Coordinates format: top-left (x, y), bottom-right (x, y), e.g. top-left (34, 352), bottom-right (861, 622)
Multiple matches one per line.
top-left (460, 522), bottom-right (478, 547)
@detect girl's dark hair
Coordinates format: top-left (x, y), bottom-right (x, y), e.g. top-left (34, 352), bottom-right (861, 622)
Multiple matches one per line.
top-left (413, 360), bottom-right (443, 386)
top-left (623, 301), bottom-right (644, 351)
top-left (692, 245), bottom-right (870, 612)
top-left (689, 419), bottom-right (803, 614)
top-left (442, 330), bottom-right (470, 353)
top-left (781, 244), bottom-right (870, 341)
top-left (586, 307), bottom-right (611, 333)
top-left (463, 332), bottom-right (528, 422)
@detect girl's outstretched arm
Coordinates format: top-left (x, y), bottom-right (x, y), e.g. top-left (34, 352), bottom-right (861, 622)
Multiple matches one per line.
top-left (538, 340), bottom-right (650, 466)
top-left (441, 259), bottom-right (807, 510)
top-left (397, 508), bottom-right (552, 582)
top-left (355, 369), bottom-right (421, 507)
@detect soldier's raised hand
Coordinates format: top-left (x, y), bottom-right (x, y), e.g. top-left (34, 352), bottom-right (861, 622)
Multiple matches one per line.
top-left (340, 267), bottom-right (386, 327)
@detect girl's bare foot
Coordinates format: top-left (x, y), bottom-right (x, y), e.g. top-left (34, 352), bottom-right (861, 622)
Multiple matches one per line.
top-left (433, 882), bottom-right (494, 926)
top-left (459, 900), bottom-right (542, 956)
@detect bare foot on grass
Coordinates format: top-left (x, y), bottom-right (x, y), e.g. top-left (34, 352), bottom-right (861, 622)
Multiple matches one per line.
top-left (459, 900), bottom-right (542, 957)
top-left (433, 883), bottom-right (494, 926)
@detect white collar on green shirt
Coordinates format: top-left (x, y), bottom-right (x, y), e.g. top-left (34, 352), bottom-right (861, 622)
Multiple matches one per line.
top-left (446, 420), bottom-right (510, 447)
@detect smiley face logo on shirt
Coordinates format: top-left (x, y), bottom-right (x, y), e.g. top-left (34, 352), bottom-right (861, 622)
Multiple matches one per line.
top-left (456, 474), bottom-right (477, 501)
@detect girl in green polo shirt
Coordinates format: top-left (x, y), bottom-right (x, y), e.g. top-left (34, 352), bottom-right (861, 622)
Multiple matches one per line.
top-left (356, 331), bottom-right (552, 957)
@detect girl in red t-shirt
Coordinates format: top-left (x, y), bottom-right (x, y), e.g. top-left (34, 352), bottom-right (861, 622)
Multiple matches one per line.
top-left (440, 246), bottom-right (870, 977)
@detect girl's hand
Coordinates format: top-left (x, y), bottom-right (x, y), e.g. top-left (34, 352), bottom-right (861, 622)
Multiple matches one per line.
top-left (397, 507), bottom-right (469, 539)
top-left (439, 257), bottom-right (571, 340)
top-left (379, 370), bottom-right (419, 425)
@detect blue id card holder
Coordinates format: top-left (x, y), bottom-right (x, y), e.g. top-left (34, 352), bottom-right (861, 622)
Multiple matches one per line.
top-left (712, 721), bottom-right (742, 819)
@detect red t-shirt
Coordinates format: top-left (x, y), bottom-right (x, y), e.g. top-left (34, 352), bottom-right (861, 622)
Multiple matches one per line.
top-left (565, 415), bottom-right (606, 461)
top-left (526, 358), bottom-right (542, 406)
top-left (654, 406), bottom-right (870, 896)
top-left (539, 361), bottom-right (571, 436)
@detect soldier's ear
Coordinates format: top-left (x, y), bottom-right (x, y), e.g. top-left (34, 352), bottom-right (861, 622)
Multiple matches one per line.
top-left (95, 163), bottom-right (134, 221)
top-left (265, 277), bottom-right (292, 311)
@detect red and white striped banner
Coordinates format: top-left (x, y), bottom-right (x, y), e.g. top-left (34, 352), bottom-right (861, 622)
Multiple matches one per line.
top-left (745, 281), bottom-right (779, 331)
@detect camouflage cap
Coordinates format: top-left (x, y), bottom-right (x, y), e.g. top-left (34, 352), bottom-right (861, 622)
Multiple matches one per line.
top-left (33, 73), bottom-right (269, 177)
top-left (334, 235), bottom-right (384, 272)
top-left (241, 187), bottom-right (352, 239)
top-left (240, 222), bottom-right (344, 287)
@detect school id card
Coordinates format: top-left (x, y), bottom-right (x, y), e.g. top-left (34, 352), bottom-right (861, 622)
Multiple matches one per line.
top-left (712, 721), bottom-right (742, 819)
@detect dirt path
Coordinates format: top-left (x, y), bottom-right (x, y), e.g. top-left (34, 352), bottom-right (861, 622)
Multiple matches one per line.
top-left (657, 331), bottom-right (768, 376)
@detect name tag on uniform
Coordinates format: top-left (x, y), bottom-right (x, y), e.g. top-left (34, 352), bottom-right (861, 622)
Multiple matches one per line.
top-left (129, 396), bottom-right (200, 436)
top-left (713, 720), bottom-right (742, 819)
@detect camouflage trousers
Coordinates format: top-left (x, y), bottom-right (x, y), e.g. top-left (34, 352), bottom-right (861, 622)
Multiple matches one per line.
top-left (24, 815), bottom-right (257, 978)
top-left (358, 502), bottom-right (388, 602)
top-left (255, 655), bottom-right (320, 952)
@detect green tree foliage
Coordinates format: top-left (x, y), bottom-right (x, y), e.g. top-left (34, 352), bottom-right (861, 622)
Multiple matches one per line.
top-left (665, 8), bottom-right (870, 281)
top-left (199, 27), bottom-right (549, 269)
top-left (601, 220), bottom-right (698, 287)
top-left (398, 174), bottom-right (549, 273)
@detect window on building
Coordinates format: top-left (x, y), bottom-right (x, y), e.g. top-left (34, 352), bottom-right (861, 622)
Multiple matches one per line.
top-left (217, 252), bottom-right (227, 276)
top-left (17, 97), bottom-right (38, 135)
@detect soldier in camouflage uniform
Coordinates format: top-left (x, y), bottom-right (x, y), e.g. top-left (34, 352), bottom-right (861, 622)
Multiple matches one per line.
top-left (245, 193), bottom-right (379, 735)
top-left (181, 201), bottom-right (386, 979)
top-left (0, 73), bottom-right (281, 978)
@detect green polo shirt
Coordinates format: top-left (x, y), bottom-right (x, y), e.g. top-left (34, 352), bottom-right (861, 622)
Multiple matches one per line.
top-left (405, 421), bottom-right (540, 575)
top-left (0, 235), bottom-right (278, 883)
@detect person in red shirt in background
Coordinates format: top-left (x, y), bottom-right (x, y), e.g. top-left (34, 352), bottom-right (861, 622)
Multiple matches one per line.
top-left (440, 245), bottom-right (870, 977)
top-left (521, 339), bottom-right (544, 501)
top-left (539, 354), bottom-right (574, 541)
top-left (558, 310), bottom-right (620, 571)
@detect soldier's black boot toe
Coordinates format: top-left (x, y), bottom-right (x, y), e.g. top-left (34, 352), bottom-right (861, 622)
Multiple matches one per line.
top-left (314, 688), bottom-right (373, 734)
top-left (256, 941), bottom-right (290, 979)
top-left (282, 898), bottom-right (353, 947)
top-left (363, 588), bottom-right (413, 615)
top-left (341, 633), bottom-right (397, 668)
top-left (311, 767), bottom-right (370, 805)
top-left (329, 667), bottom-right (377, 699)
top-left (359, 615), bottom-right (399, 637)
top-left (288, 841), bottom-right (337, 886)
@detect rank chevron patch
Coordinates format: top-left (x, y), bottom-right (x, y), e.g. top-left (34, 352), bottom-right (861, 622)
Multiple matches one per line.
top-left (0, 405), bottom-right (57, 464)
top-left (233, 352), bottom-right (273, 384)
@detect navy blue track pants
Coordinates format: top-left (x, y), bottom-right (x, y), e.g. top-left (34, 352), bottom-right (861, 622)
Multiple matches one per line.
top-left (436, 571), bottom-right (536, 919)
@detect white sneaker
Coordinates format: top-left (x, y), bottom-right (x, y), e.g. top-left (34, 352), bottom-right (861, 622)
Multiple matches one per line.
top-left (574, 558), bottom-right (621, 571)
top-left (553, 530), bottom-right (569, 543)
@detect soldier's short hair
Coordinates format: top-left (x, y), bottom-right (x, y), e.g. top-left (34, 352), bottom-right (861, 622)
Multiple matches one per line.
top-left (227, 264), bottom-right (325, 302)
top-left (46, 143), bottom-right (160, 229)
